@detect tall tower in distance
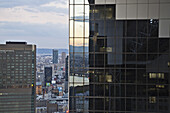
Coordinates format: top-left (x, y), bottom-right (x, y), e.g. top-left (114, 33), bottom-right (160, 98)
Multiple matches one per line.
top-left (44, 66), bottom-right (52, 86)
top-left (53, 49), bottom-right (58, 64)
top-left (61, 52), bottom-right (66, 64)
top-left (65, 56), bottom-right (69, 93)
top-left (0, 42), bottom-right (36, 112)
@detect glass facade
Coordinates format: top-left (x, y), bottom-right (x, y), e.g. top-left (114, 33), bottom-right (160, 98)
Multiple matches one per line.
top-left (69, 0), bottom-right (170, 112)
top-left (53, 49), bottom-right (58, 64)
top-left (44, 66), bottom-right (52, 86)
top-left (0, 42), bottom-right (36, 113)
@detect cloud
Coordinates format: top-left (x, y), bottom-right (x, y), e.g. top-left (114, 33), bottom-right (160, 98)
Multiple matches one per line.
top-left (0, 0), bottom-right (68, 8)
top-left (0, 0), bottom-right (68, 24)
top-left (0, 22), bottom-right (68, 48)
top-left (0, 6), bottom-right (68, 24)
top-left (0, 0), bottom-right (69, 48)
top-left (41, 1), bottom-right (68, 9)
top-left (0, 22), bottom-right (68, 37)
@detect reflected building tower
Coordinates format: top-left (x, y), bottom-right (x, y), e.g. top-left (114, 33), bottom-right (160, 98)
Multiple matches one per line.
top-left (69, 0), bottom-right (170, 112)
top-left (0, 42), bottom-right (36, 112)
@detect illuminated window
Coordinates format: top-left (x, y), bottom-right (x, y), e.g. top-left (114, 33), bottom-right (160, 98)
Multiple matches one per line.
top-left (149, 97), bottom-right (156, 103)
top-left (100, 47), bottom-right (105, 52)
top-left (106, 75), bottom-right (112, 82)
top-left (168, 62), bottom-right (170, 67)
top-left (156, 85), bottom-right (165, 88)
top-left (149, 73), bottom-right (164, 79)
top-left (106, 47), bottom-right (112, 52)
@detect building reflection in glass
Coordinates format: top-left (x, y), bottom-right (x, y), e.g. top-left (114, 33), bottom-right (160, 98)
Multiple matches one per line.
top-left (69, 0), bottom-right (170, 112)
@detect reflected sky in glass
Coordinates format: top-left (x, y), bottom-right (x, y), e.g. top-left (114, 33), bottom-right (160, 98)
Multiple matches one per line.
top-left (69, 0), bottom-right (89, 47)
top-left (69, 76), bottom-right (89, 86)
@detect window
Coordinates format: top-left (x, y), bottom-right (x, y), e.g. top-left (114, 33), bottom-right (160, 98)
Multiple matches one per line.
top-left (106, 75), bottom-right (112, 82)
top-left (149, 97), bottom-right (156, 103)
top-left (149, 73), bottom-right (164, 79)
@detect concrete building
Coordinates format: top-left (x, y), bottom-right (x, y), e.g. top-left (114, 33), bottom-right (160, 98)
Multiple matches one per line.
top-left (0, 42), bottom-right (36, 112)
top-left (36, 82), bottom-right (42, 95)
top-left (47, 101), bottom-right (58, 113)
top-left (61, 52), bottom-right (66, 64)
top-left (36, 99), bottom-right (47, 113)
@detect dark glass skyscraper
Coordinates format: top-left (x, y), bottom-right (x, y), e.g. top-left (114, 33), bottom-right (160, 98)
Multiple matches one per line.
top-left (0, 42), bottom-right (36, 113)
top-left (69, 0), bottom-right (170, 112)
top-left (65, 56), bottom-right (69, 93)
top-left (45, 66), bottom-right (52, 86)
top-left (53, 49), bottom-right (58, 64)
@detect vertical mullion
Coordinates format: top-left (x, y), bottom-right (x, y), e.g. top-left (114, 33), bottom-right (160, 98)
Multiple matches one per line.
top-left (83, 0), bottom-right (85, 112)
top-left (104, 3), bottom-right (106, 112)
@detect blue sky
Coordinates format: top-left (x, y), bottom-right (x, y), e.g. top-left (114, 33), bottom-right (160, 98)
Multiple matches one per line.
top-left (0, 0), bottom-right (68, 49)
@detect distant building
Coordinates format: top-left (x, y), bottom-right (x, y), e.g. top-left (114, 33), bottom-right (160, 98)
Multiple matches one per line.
top-left (44, 66), bottom-right (52, 86)
top-left (36, 72), bottom-right (45, 87)
top-left (47, 101), bottom-right (58, 113)
top-left (57, 84), bottom-right (64, 96)
top-left (36, 82), bottom-right (42, 95)
top-left (65, 56), bottom-right (69, 93)
top-left (61, 52), bottom-right (66, 64)
top-left (36, 107), bottom-right (46, 113)
top-left (53, 49), bottom-right (58, 64)
top-left (36, 99), bottom-right (47, 113)
top-left (0, 42), bottom-right (36, 112)
top-left (52, 89), bottom-right (59, 96)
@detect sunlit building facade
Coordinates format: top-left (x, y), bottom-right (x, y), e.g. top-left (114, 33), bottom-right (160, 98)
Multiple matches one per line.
top-left (69, 0), bottom-right (170, 112)
top-left (0, 42), bottom-right (36, 113)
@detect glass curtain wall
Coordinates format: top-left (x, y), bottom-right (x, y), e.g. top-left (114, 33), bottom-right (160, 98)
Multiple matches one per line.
top-left (69, 0), bottom-right (170, 113)
top-left (69, 0), bottom-right (90, 112)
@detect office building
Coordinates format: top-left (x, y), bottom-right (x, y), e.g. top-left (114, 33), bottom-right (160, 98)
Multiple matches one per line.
top-left (65, 56), bottom-right (69, 93)
top-left (53, 49), bottom-right (58, 64)
top-left (61, 52), bottom-right (66, 64)
top-left (44, 66), bottom-right (52, 86)
top-left (36, 99), bottom-right (47, 113)
top-left (36, 82), bottom-right (42, 95)
top-left (0, 42), bottom-right (36, 112)
top-left (47, 101), bottom-right (58, 113)
top-left (69, 0), bottom-right (170, 112)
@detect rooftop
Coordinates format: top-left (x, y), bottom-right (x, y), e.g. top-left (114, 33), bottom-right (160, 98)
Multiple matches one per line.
top-left (6, 41), bottom-right (27, 45)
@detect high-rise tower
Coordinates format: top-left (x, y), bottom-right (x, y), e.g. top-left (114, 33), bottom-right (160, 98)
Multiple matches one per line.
top-left (0, 42), bottom-right (36, 112)
top-left (53, 49), bottom-right (58, 64)
top-left (61, 52), bottom-right (66, 64)
top-left (69, 0), bottom-right (170, 112)
top-left (44, 66), bottom-right (52, 86)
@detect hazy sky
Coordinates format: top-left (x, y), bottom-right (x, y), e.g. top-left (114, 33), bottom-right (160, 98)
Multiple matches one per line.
top-left (0, 0), bottom-right (68, 49)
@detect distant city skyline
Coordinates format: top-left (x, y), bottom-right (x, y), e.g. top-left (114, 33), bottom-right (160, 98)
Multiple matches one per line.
top-left (0, 0), bottom-right (68, 49)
